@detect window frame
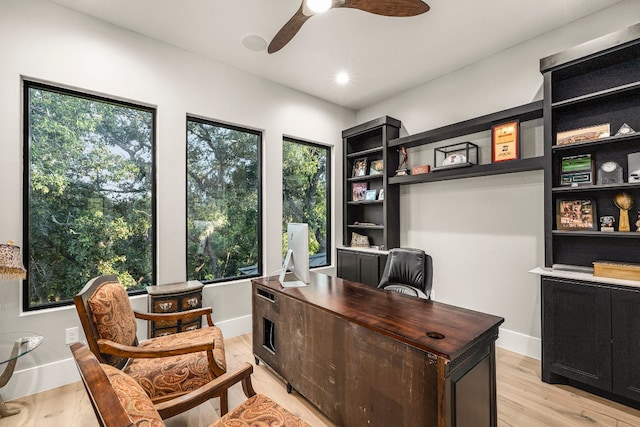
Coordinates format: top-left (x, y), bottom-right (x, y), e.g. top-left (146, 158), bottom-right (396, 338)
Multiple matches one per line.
top-left (185, 115), bottom-right (263, 284)
top-left (22, 80), bottom-right (157, 311)
top-left (282, 136), bottom-right (332, 269)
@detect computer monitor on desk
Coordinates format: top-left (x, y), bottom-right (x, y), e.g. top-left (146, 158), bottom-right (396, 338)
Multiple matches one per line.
top-left (279, 223), bottom-right (310, 288)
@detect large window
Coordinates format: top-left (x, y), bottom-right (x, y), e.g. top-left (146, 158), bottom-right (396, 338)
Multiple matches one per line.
top-left (282, 138), bottom-right (331, 267)
top-left (24, 81), bottom-right (155, 310)
top-left (186, 117), bottom-right (262, 282)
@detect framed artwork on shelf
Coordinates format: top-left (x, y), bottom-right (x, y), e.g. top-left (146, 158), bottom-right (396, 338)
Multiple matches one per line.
top-left (364, 189), bottom-right (377, 200)
top-left (556, 199), bottom-right (597, 231)
top-left (491, 120), bottom-right (519, 162)
top-left (369, 159), bottom-right (384, 175)
top-left (352, 157), bottom-right (368, 177)
top-left (556, 123), bottom-right (610, 146)
top-left (560, 154), bottom-right (593, 186)
top-left (352, 182), bottom-right (367, 201)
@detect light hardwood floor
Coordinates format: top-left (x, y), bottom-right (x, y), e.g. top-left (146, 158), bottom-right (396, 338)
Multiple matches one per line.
top-left (2, 333), bottom-right (640, 427)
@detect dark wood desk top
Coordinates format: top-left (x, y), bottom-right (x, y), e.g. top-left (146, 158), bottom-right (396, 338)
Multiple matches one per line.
top-left (252, 273), bottom-right (504, 362)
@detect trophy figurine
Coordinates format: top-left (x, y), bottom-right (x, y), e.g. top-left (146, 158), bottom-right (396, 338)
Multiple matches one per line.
top-left (395, 146), bottom-right (409, 176)
top-left (614, 192), bottom-right (634, 232)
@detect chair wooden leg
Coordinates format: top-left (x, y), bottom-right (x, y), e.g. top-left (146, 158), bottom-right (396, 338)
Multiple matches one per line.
top-left (219, 390), bottom-right (228, 415)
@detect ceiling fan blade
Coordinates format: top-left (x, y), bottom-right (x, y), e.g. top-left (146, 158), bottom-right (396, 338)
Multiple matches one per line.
top-left (268, 2), bottom-right (313, 54)
top-left (339, 0), bottom-right (430, 17)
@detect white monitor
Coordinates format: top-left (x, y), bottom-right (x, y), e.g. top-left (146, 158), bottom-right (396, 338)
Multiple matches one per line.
top-left (279, 223), bottom-right (310, 288)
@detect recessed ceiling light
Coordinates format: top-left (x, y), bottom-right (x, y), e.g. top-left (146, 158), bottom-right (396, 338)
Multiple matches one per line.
top-left (307, 0), bottom-right (332, 13)
top-left (336, 71), bottom-right (349, 85)
top-left (242, 35), bottom-right (267, 52)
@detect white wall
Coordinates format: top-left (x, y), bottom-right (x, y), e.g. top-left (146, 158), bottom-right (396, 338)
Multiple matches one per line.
top-left (357, 1), bottom-right (640, 357)
top-left (0, 0), bottom-right (353, 399)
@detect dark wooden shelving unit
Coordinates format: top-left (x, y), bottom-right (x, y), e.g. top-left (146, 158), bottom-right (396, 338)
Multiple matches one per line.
top-left (538, 22), bottom-right (640, 411)
top-left (337, 116), bottom-right (400, 287)
top-left (388, 100), bottom-right (543, 185)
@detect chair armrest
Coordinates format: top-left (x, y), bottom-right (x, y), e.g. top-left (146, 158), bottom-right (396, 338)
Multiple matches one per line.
top-left (155, 362), bottom-right (256, 419)
top-left (134, 307), bottom-right (213, 323)
top-left (97, 338), bottom-right (214, 358)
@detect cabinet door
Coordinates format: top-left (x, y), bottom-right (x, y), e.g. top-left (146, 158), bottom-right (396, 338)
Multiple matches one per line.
top-left (612, 287), bottom-right (640, 401)
top-left (337, 249), bottom-right (358, 282)
top-left (542, 277), bottom-right (611, 390)
top-left (358, 252), bottom-right (383, 287)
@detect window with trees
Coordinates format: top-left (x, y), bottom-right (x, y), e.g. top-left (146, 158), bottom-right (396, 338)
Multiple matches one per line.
top-left (24, 81), bottom-right (155, 311)
top-left (282, 138), bottom-right (331, 267)
top-left (186, 117), bottom-right (262, 282)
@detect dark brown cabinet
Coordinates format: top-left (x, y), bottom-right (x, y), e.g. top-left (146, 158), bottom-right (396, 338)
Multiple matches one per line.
top-left (146, 281), bottom-right (203, 338)
top-left (541, 277), bottom-right (611, 389)
top-left (336, 248), bottom-right (386, 287)
top-left (542, 277), bottom-right (640, 408)
top-left (538, 23), bottom-right (640, 409)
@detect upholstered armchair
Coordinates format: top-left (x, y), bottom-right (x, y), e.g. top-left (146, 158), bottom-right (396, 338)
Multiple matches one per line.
top-left (70, 342), bottom-right (310, 427)
top-left (377, 247), bottom-right (433, 299)
top-left (73, 275), bottom-right (229, 415)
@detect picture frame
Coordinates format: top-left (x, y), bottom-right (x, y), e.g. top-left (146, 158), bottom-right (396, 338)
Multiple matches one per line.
top-left (556, 199), bottom-right (597, 231)
top-left (352, 157), bottom-right (368, 177)
top-left (364, 189), bottom-right (377, 200)
top-left (556, 123), bottom-right (610, 146)
top-left (378, 188), bottom-right (384, 200)
top-left (369, 159), bottom-right (384, 175)
top-left (352, 182), bottom-right (367, 201)
top-left (560, 154), bottom-right (593, 186)
top-left (491, 120), bottom-right (519, 162)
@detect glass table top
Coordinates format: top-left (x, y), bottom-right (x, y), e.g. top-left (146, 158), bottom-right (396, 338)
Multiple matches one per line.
top-left (0, 332), bottom-right (43, 365)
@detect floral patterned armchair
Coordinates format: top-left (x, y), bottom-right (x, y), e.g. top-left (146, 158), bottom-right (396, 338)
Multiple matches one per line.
top-left (70, 342), bottom-right (310, 427)
top-left (73, 275), bottom-right (229, 415)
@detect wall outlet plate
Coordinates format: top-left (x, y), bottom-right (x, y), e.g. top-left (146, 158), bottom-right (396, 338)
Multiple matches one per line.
top-left (65, 326), bottom-right (79, 345)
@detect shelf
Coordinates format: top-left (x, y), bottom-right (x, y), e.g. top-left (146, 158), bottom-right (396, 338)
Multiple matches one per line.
top-left (551, 81), bottom-right (640, 109)
top-left (347, 200), bottom-right (383, 206)
top-left (348, 224), bottom-right (384, 230)
top-left (388, 101), bottom-right (542, 150)
top-left (551, 132), bottom-right (640, 152)
top-left (347, 174), bottom-right (383, 182)
top-left (389, 156), bottom-right (543, 185)
top-left (552, 182), bottom-right (640, 193)
top-left (552, 230), bottom-right (640, 238)
top-left (346, 146), bottom-right (383, 158)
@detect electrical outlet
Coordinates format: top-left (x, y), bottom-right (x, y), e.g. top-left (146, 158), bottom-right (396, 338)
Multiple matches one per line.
top-left (65, 326), bottom-right (79, 345)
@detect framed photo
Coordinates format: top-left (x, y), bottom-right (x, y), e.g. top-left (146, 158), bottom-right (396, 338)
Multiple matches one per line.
top-left (364, 189), bottom-right (377, 200)
top-left (378, 189), bottom-right (384, 200)
top-left (352, 157), bottom-right (368, 177)
top-left (369, 159), bottom-right (384, 175)
top-left (556, 199), bottom-right (597, 231)
top-left (560, 154), bottom-right (593, 186)
top-left (492, 120), bottom-right (519, 162)
top-left (352, 182), bottom-right (367, 201)
top-left (556, 123), bottom-right (610, 146)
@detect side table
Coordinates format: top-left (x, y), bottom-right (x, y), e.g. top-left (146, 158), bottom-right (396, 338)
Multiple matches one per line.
top-left (0, 332), bottom-right (43, 417)
top-left (146, 281), bottom-right (204, 338)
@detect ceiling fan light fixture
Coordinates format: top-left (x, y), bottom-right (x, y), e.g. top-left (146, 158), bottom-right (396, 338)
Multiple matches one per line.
top-left (307, 0), bottom-right (332, 13)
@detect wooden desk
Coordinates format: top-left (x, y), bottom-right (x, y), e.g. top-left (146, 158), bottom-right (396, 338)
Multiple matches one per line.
top-left (252, 273), bottom-right (504, 427)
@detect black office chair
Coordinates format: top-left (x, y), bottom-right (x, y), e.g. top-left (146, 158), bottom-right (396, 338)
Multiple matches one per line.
top-left (377, 248), bottom-right (433, 300)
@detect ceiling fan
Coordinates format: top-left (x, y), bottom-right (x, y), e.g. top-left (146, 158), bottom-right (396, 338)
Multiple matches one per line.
top-left (268, 0), bottom-right (430, 54)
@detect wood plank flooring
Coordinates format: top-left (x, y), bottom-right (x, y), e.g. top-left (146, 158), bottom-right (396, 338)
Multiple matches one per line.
top-left (2, 333), bottom-right (639, 426)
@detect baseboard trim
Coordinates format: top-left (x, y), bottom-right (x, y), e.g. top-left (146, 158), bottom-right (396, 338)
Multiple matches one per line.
top-left (496, 327), bottom-right (541, 360)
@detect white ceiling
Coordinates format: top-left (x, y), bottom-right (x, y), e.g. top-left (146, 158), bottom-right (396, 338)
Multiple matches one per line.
top-left (47, 0), bottom-right (623, 110)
